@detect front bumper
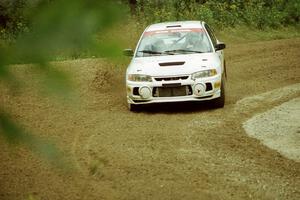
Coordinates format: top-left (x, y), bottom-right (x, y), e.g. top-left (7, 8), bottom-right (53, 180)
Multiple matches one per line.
top-left (126, 74), bottom-right (221, 105)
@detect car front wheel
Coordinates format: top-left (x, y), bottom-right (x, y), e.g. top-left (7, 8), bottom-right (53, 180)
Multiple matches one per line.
top-left (128, 103), bottom-right (139, 112)
top-left (212, 78), bottom-right (225, 108)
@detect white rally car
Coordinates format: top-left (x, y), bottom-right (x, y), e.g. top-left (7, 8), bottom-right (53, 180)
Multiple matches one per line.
top-left (125, 21), bottom-right (226, 111)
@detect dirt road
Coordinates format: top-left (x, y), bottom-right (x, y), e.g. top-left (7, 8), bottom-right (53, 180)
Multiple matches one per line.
top-left (1, 38), bottom-right (300, 200)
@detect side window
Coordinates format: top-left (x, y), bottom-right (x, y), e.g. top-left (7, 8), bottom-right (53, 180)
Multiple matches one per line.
top-left (204, 24), bottom-right (217, 47)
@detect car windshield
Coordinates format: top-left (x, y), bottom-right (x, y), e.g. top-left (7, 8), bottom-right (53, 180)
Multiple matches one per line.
top-left (136, 28), bottom-right (213, 57)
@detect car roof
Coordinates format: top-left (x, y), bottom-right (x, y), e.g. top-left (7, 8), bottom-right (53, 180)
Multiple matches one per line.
top-left (145, 21), bottom-right (204, 32)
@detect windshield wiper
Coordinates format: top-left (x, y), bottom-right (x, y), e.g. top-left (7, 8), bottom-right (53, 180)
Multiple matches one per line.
top-left (138, 50), bottom-right (175, 55)
top-left (138, 50), bottom-right (163, 55)
top-left (164, 49), bottom-right (204, 54)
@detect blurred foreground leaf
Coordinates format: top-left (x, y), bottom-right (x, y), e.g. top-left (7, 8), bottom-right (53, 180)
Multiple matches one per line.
top-left (0, 111), bottom-right (66, 168)
top-left (15, 0), bottom-right (125, 61)
top-left (0, 0), bottom-right (127, 168)
top-left (1, 0), bottom-right (127, 93)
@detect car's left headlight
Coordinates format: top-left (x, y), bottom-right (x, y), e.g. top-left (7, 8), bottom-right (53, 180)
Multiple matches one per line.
top-left (128, 74), bottom-right (152, 82)
top-left (192, 69), bottom-right (217, 80)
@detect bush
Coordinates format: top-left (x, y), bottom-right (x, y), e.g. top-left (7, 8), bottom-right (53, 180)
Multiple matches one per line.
top-left (205, 1), bottom-right (241, 28)
top-left (131, 0), bottom-right (300, 30)
top-left (0, 0), bottom-right (29, 39)
top-left (134, 0), bottom-right (214, 25)
top-left (1, 0), bottom-right (299, 43)
top-left (284, 0), bottom-right (300, 24)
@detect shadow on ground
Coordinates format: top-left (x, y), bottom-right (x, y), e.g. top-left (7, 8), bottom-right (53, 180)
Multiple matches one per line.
top-left (133, 101), bottom-right (219, 114)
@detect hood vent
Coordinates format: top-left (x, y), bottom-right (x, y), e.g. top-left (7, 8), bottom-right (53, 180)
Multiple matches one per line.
top-left (159, 61), bottom-right (185, 66)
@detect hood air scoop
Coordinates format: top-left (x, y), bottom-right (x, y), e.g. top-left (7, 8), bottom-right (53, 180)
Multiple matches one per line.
top-left (159, 61), bottom-right (185, 67)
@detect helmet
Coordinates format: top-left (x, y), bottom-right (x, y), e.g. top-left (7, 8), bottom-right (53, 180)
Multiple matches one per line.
top-left (186, 32), bottom-right (203, 45)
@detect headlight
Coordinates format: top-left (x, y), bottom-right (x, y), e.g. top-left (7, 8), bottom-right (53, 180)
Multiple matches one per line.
top-left (128, 74), bottom-right (152, 82)
top-left (192, 69), bottom-right (217, 80)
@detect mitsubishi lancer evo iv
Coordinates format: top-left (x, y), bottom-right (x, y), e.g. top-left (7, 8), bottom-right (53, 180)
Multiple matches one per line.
top-left (124, 21), bottom-right (227, 111)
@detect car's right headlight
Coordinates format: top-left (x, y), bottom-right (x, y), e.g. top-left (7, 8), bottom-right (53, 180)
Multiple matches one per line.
top-left (191, 69), bottom-right (217, 80)
top-left (128, 74), bottom-right (152, 82)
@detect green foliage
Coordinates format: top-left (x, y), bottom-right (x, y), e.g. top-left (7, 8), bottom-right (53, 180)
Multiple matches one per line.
top-left (284, 0), bottom-right (300, 24)
top-left (131, 0), bottom-right (300, 29)
top-left (0, 0), bottom-right (126, 168)
top-left (0, 0), bottom-right (28, 39)
top-left (0, 0), bottom-right (127, 85)
top-left (135, 0), bottom-right (213, 25)
top-left (237, 1), bottom-right (286, 29)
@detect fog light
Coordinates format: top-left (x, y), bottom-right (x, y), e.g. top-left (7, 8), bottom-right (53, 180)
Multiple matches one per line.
top-left (139, 86), bottom-right (151, 99)
top-left (214, 81), bottom-right (221, 89)
top-left (194, 83), bottom-right (206, 96)
top-left (127, 86), bottom-right (131, 93)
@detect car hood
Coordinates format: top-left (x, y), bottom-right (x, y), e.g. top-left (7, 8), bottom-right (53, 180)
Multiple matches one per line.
top-left (127, 53), bottom-right (221, 77)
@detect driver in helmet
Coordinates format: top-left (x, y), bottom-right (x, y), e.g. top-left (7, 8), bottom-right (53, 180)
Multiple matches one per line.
top-left (183, 32), bottom-right (208, 52)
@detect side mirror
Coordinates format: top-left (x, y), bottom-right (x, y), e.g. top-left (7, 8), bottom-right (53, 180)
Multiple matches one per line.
top-left (215, 43), bottom-right (226, 51)
top-left (123, 49), bottom-right (134, 56)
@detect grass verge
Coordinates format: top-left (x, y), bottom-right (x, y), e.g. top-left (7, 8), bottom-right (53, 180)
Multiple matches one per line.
top-left (217, 25), bottom-right (300, 44)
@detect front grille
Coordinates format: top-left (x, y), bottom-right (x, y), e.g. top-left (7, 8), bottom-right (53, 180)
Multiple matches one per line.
top-left (153, 85), bottom-right (192, 97)
top-left (154, 76), bottom-right (189, 81)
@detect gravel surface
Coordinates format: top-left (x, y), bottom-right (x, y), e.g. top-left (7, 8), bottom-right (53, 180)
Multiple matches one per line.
top-left (244, 96), bottom-right (300, 162)
top-left (1, 38), bottom-right (300, 200)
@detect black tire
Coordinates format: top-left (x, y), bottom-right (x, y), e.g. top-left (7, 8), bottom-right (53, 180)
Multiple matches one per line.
top-left (212, 79), bottom-right (225, 108)
top-left (128, 103), bottom-right (139, 112)
top-left (224, 60), bottom-right (227, 80)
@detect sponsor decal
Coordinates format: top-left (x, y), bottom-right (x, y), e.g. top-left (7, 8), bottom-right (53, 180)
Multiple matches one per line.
top-left (144, 28), bottom-right (204, 36)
